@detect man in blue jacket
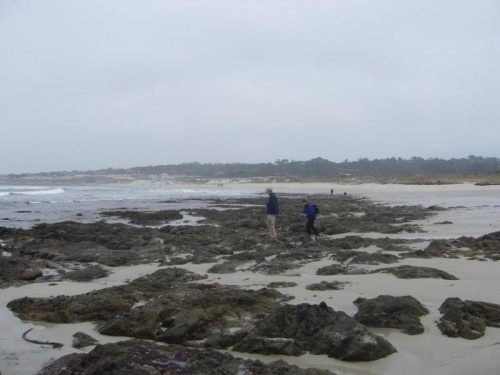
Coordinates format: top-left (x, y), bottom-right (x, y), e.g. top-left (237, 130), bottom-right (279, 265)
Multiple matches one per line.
top-left (302, 199), bottom-right (319, 239)
top-left (266, 188), bottom-right (279, 240)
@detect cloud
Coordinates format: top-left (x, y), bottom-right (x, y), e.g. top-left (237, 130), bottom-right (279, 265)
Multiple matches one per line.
top-left (1, 0), bottom-right (499, 173)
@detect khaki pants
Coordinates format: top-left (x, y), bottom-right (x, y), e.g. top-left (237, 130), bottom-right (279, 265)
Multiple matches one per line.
top-left (266, 214), bottom-right (277, 239)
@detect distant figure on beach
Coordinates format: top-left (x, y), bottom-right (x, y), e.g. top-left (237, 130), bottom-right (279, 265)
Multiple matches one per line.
top-left (302, 199), bottom-right (319, 240)
top-left (330, 189), bottom-right (333, 195)
top-left (266, 188), bottom-right (279, 240)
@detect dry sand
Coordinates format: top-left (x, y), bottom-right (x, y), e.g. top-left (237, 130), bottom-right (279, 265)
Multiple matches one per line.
top-left (1, 182), bottom-right (500, 375)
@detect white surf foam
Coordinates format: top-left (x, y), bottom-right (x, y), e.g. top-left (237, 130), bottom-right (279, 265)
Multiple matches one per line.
top-left (9, 187), bottom-right (65, 195)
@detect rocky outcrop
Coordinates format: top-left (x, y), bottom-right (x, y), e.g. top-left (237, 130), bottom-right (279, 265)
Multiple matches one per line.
top-left (316, 264), bottom-right (348, 275)
top-left (100, 209), bottom-right (183, 226)
top-left (8, 268), bottom-right (396, 363)
top-left (347, 251), bottom-right (400, 265)
top-left (354, 295), bottom-right (429, 335)
top-left (0, 195), bottom-right (450, 288)
top-left (62, 265), bottom-right (109, 281)
top-left (6, 194), bottom-right (500, 373)
top-left (407, 231), bottom-right (500, 258)
top-left (233, 302), bottom-right (397, 361)
top-left (0, 256), bottom-right (43, 284)
top-left (268, 281), bottom-right (298, 288)
top-left (306, 281), bottom-right (349, 291)
top-left (370, 265), bottom-right (458, 280)
top-left (72, 332), bottom-right (99, 349)
top-left (326, 236), bottom-right (415, 253)
top-left (19, 269), bottom-right (43, 281)
top-left (437, 297), bottom-right (500, 339)
top-left (329, 250), bottom-right (400, 265)
top-left (37, 339), bottom-right (338, 375)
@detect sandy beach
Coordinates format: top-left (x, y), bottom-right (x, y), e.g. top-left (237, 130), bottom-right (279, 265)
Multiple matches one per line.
top-left (1, 182), bottom-right (500, 375)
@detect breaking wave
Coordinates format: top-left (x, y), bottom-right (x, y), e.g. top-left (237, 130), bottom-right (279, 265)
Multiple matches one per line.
top-left (1, 187), bottom-right (66, 196)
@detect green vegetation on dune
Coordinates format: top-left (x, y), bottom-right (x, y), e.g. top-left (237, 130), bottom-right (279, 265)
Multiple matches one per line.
top-left (1, 156), bottom-right (499, 186)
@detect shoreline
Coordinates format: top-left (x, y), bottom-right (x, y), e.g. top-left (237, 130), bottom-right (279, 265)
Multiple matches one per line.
top-left (1, 182), bottom-right (500, 375)
top-left (1, 171), bottom-right (500, 189)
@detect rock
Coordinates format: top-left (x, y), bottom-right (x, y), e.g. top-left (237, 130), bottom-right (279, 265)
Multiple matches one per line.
top-left (100, 210), bottom-right (183, 226)
top-left (72, 332), bottom-right (99, 348)
top-left (8, 268), bottom-right (205, 323)
top-left (8, 268), bottom-right (291, 347)
top-left (426, 239), bottom-right (454, 252)
top-left (250, 259), bottom-right (302, 275)
top-left (316, 264), bottom-right (369, 276)
top-left (267, 281), bottom-right (298, 288)
top-left (19, 269), bottom-right (43, 281)
top-left (370, 265), bottom-right (458, 280)
top-left (316, 264), bottom-right (351, 275)
top-left (330, 250), bottom-right (400, 265)
top-left (349, 252), bottom-right (400, 265)
top-left (306, 281), bottom-right (348, 291)
top-left (207, 261), bottom-right (239, 274)
top-left (233, 302), bottom-right (397, 361)
top-left (410, 231), bottom-right (500, 258)
top-left (232, 335), bottom-right (304, 356)
top-left (8, 270), bottom-right (395, 362)
top-left (62, 265), bottom-right (109, 281)
top-left (353, 295), bottom-right (429, 335)
top-left (437, 297), bottom-right (500, 339)
top-left (1, 195), bottom-right (446, 288)
top-left (0, 256), bottom-right (39, 282)
top-left (38, 339), bottom-right (337, 375)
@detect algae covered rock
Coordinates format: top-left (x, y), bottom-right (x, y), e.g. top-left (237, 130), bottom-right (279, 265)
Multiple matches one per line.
top-left (233, 302), bottom-right (397, 361)
top-left (37, 339), bottom-right (338, 375)
top-left (437, 297), bottom-right (500, 339)
top-left (354, 295), bottom-right (429, 335)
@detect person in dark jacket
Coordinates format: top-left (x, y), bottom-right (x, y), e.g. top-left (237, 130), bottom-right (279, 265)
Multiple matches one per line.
top-left (302, 199), bottom-right (319, 239)
top-left (266, 188), bottom-right (279, 240)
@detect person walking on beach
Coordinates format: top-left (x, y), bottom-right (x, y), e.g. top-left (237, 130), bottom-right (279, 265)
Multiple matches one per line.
top-left (302, 199), bottom-right (319, 240)
top-left (266, 188), bottom-right (279, 240)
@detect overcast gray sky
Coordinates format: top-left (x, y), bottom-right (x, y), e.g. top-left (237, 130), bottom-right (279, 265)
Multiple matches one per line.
top-left (1, 0), bottom-right (499, 174)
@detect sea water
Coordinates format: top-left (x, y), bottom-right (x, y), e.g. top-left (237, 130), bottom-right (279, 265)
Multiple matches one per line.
top-left (1, 182), bottom-right (500, 235)
top-left (0, 185), bottom-right (261, 229)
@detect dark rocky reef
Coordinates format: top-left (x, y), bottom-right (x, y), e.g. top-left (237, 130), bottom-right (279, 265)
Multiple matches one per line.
top-left (8, 268), bottom-right (396, 362)
top-left (62, 265), bottom-right (110, 281)
top-left (437, 297), bottom-right (500, 339)
top-left (406, 231), bottom-right (500, 259)
top-left (3, 193), bottom-right (500, 373)
top-left (72, 332), bottom-right (99, 349)
top-left (306, 281), bottom-right (349, 291)
top-left (369, 265), bottom-right (459, 280)
top-left (354, 295), bottom-right (429, 335)
top-left (232, 302), bottom-right (397, 361)
top-left (328, 249), bottom-right (400, 265)
top-left (100, 209), bottom-right (183, 226)
top-left (0, 194), bottom-right (444, 287)
top-left (38, 339), bottom-right (337, 375)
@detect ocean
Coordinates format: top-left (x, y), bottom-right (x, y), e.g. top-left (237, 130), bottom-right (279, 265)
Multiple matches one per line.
top-left (1, 182), bottom-right (500, 236)
top-left (0, 185), bottom-right (261, 229)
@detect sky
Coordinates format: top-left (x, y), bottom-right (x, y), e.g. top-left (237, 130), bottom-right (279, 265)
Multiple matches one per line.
top-left (1, 0), bottom-right (499, 174)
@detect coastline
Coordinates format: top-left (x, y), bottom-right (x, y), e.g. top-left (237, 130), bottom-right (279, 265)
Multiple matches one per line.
top-left (1, 182), bottom-right (500, 375)
top-left (1, 170), bottom-right (500, 190)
